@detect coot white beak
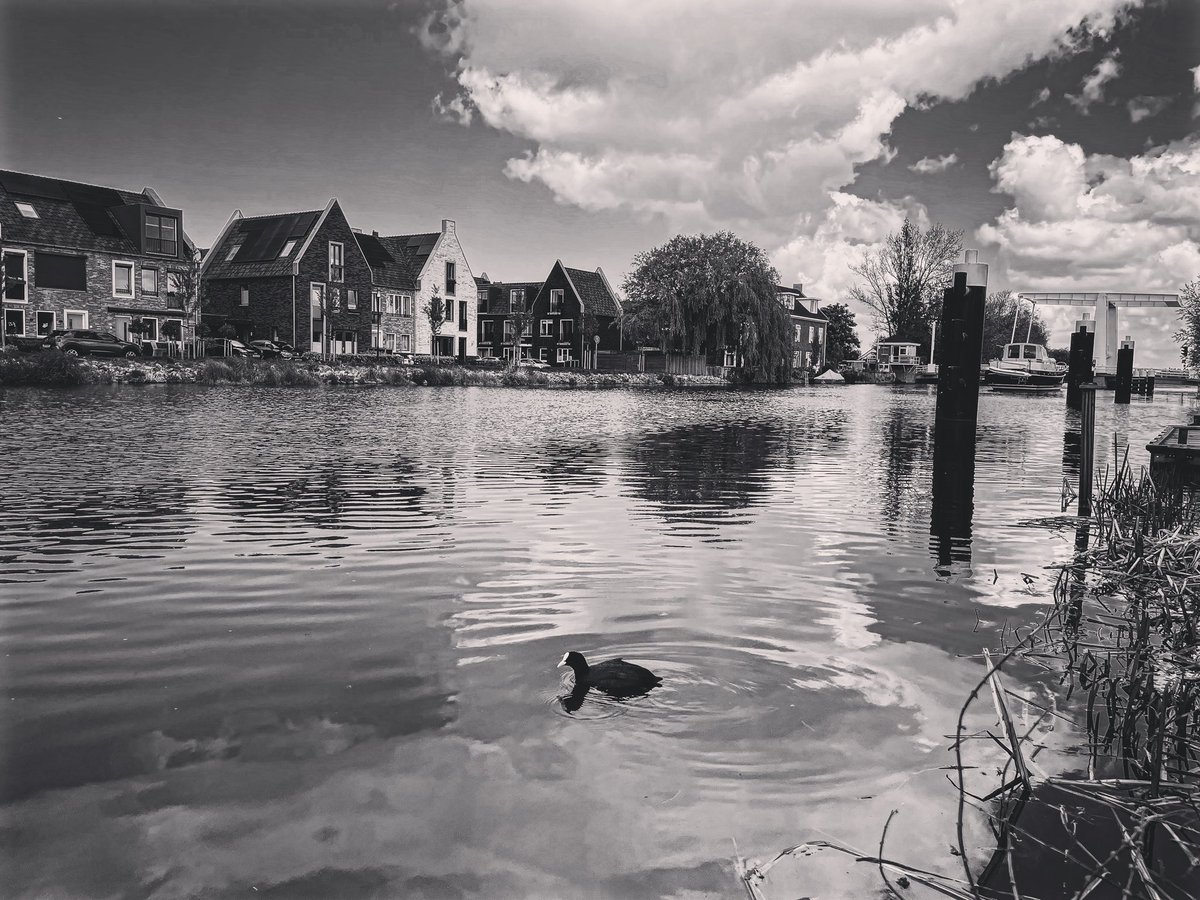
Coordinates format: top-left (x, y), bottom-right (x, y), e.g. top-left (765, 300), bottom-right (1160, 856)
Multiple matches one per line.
top-left (558, 653), bottom-right (569, 667)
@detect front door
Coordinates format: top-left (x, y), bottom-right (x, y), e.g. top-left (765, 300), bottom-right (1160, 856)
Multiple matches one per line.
top-left (65, 310), bottom-right (87, 330)
top-left (4, 308), bottom-right (25, 337)
top-left (457, 337), bottom-right (466, 362)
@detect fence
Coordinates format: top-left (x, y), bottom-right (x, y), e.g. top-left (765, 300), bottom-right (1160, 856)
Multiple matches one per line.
top-left (597, 350), bottom-right (728, 377)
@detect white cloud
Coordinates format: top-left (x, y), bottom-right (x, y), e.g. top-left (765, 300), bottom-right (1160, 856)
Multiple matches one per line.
top-left (909, 153), bottom-right (959, 174)
top-left (1126, 95), bottom-right (1172, 123)
top-left (1067, 51), bottom-right (1121, 112)
top-left (1192, 63), bottom-right (1200, 93)
top-left (418, 0), bottom-right (1138, 318)
top-left (978, 132), bottom-right (1200, 293)
top-left (1032, 87), bottom-right (1052, 106)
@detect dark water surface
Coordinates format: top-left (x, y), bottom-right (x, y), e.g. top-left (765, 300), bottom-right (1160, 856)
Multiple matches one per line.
top-left (1, 384), bottom-right (1196, 898)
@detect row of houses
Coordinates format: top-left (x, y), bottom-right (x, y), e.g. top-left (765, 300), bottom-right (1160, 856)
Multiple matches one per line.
top-left (0, 168), bottom-right (828, 370)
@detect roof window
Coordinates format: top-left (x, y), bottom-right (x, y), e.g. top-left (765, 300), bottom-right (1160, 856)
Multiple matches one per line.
top-left (15, 201), bottom-right (38, 218)
top-left (225, 242), bottom-right (242, 262)
top-left (279, 240), bottom-right (298, 258)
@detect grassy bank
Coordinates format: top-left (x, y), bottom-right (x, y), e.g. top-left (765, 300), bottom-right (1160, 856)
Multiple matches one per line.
top-left (0, 351), bottom-right (730, 389)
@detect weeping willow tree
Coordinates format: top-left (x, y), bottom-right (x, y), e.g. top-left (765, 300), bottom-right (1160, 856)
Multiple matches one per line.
top-left (621, 232), bottom-right (794, 383)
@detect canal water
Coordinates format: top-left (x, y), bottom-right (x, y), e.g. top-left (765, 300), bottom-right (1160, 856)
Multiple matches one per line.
top-left (1, 384), bottom-right (1196, 899)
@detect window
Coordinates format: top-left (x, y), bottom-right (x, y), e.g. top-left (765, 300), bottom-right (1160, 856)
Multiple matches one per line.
top-left (328, 242), bottom-right (344, 282)
top-left (482, 320), bottom-right (494, 341)
top-left (4, 308), bottom-right (25, 337)
top-left (550, 289), bottom-right (563, 313)
top-left (521, 320), bottom-right (532, 336)
top-left (400, 294), bottom-right (412, 316)
top-left (539, 319), bottom-right (553, 337)
top-left (795, 324), bottom-right (803, 340)
top-left (509, 289), bottom-right (524, 311)
top-left (311, 283), bottom-right (325, 316)
top-left (560, 319), bottom-right (574, 340)
top-left (503, 320), bottom-right (514, 341)
top-left (162, 319), bottom-right (183, 340)
top-left (372, 292), bottom-right (382, 313)
top-left (458, 300), bottom-right (467, 331)
top-left (64, 309), bottom-right (87, 329)
top-left (15, 201), bottom-right (38, 218)
top-left (36, 311), bottom-right (55, 335)
top-left (444, 297), bottom-right (453, 321)
top-left (478, 290), bottom-right (488, 307)
top-left (539, 347), bottom-right (548, 361)
top-left (145, 214), bottom-right (178, 256)
top-left (166, 273), bottom-right (183, 309)
top-left (445, 261), bottom-right (456, 295)
top-left (385, 294), bottom-right (396, 314)
top-left (225, 242), bottom-right (242, 262)
top-left (240, 286), bottom-right (250, 307)
top-left (556, 348), bottom-right (569, 363)
top-left (723, 349), bottom-right (737, 367)
top-left (141, 267), bottom-right (159, 295)
top-left (4, 250), bottom-right (27, 301)
top-left (1023, 345), bottom-right (1037, 360)
top-left (34, 252), bottom-right (86, 291)
top-left (399, 334), bottom-right (411, 352)
top-left (279, 240), bottom-right (297, 258)
top-left (348, 289), bottom-right (358, 310)
top-left (479, 347), bottom-right (494, 358)
top-left (113, 261), bottom-right (134, 297)
top-left (384, 332), bottom-right (396, 351)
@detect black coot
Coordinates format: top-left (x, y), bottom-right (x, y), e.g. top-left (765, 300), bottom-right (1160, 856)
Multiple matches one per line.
top-left (558, 651), bottom-right (661, 702)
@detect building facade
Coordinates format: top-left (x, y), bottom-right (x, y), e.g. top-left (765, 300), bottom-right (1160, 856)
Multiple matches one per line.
top-left (527, 261), bottom-right (623, 367)
top-left (200, 199), bottom-right (375, 353)
top-left (355, 231), bottom-right (416, 354)
top-left (1, 169), bottom-right (194, 345)
top-left (775, 283), bottom-right (828, 371)
top-left (476, 278), bottom-right (543, 361)
top-left (382, 220), bottom-right (475, 360)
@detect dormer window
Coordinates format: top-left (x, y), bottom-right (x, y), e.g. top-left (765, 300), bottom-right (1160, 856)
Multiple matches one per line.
top-left (509, 289), bottom-right (524, 311)
top-left (15, 202), bottom-right (38, 219)
top-left (279, 240), bottom-right (297, 258)
top-left (145, 214), bottom-right (178, 256)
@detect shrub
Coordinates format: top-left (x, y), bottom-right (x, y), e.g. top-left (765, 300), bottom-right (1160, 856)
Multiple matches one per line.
top-left (0, 351), bottom-right (89, 386)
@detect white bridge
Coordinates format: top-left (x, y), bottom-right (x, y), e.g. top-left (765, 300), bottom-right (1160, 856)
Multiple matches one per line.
top-left (1015, 292), bottom-right (1180, 369)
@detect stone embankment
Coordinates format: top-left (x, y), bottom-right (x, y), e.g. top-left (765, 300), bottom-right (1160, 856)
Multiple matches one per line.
top-left (0, 352), bottom-right (730, 389)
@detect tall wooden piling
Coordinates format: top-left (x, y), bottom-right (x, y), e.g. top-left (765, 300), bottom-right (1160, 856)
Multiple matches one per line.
top-left (1114, 336), bottom-right (1134, 404)
top-left (1079, 384), bottom-right (1096, 516)
top-left (934, 250), bottom-right (988, 426)
top-left (1066, 315), bottom-right (1095, 411)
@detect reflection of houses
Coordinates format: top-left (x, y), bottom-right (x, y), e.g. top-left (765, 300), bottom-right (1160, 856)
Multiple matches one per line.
top-left (475, 277), bottom-right (543, 361)
top-left (0, 168), bottom-right (194, 344)
top-left (201, 199), bottom-right (373, 353)
top-left (775, 283), bottom-right (827, 371)
top-left (378, 220), bottom-right (476, 360)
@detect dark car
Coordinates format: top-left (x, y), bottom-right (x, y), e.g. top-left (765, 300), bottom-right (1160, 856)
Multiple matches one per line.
top-left (203, 338), bottom-right (261, 358)
top-left (53, 330), bottom-right (143, 358)
top-left (249, 339), bottom-right (293, 360)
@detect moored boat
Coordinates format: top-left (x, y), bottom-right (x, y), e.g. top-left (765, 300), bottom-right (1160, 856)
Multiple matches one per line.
top-left (985, 342), bottom-right (1067, 391)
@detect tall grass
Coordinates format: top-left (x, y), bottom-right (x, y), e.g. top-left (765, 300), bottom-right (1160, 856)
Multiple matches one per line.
top-left (0, 350), bottom-right (89, 386)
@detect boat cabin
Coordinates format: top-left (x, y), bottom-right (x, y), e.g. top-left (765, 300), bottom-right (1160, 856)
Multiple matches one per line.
top-left (876, 339), bottom-right (920, 373)
top-left (1002, 343), bottom-right (1053, 363)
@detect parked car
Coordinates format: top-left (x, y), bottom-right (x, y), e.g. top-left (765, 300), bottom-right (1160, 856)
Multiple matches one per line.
top-left (203, 338), bottom-right (261, 358)
top-left (517, 358), bottom-right (550, 370)
top-left (249, 339), bottom-right (293, 360)
top-left (53, 330), bottom-right (143, 358)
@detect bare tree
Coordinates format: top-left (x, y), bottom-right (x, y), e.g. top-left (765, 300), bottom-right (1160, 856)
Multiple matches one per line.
top-left (173, 247), bottom-right (204, 356)
top-left (506, 298), bottom-right (534, 370)
top-left (848, 219), bottom-right (962, 345)
top-left (422, 295), bottom-right (445, 362)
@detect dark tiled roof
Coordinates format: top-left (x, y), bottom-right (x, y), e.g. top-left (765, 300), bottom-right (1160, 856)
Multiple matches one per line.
top-left (564, 267), bottom-right (621, 318)
top-left (0, 169), bottom-right (172, 255)
top-left (484, 281), bottom-right (544, 314)
top-left (354, 233), bottom-right (416, 290)
top-left (775, 284), bottom-right (826, 321)
top-left (473, 276), bottom-right (491, 289)
top-left (378, 232), bottom-right (440, 282)
top-left (204, 208), bottom-right (324, 280)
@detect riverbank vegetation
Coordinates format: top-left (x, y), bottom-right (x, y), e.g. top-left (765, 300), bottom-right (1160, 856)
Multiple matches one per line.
top-left (742, 465), bottom-right (1200, 898)
top-left (0, 351), bottom-right (729, 390)
top-left (621, 232), bottom-right (794, 384)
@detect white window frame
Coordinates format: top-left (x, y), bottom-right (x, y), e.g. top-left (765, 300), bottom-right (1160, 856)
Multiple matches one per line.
top-left (399, 333), bottom-right (411, 352)
top-left (481, 320), bottom-right (494, 342)
top-left (477, 291), bottom-right (488, 306)
top-left (4, 249), bottom-right (28, 302)
top-left (35, 310), bottom-right (55, 335)
top-left (384, 332), bottom-right (396, 351)
top-left (479, 346), bottom-right (494, 358)
top-left (139, 316), bottom-right (159, 341)
top-left (112, 260), bottom-right (135, 299)
top-left (162, 318), bottom-right (183, 342)
top-left (385, 294), bottom-right (396, 315)
top-left (328, 242), bottom-right (344, 282)
top-left (509, 289), bottom-right (524, 310)
top-left (348, 289), bottom-right (358, 310)
top-left (539, 319), bottom-right (553, 337)
top-left (560, 319), bottom-right (574, 341)
top-left (240, 286), bottom-right (250, 307)
top-left (64, 309), bottom-right (88, 330)
top-left (310, 282), bottom-right (325, 314)
top-left (279, 239), bottom-right (298, 258)
top-left (549, 288), bottom-right (563, 313)
top-left (225, 242), bottom-right (241, 262)
top-left (503, 320), bottom-right (514, 341)
top-left (4, 307), bottom-right (26, 337)
top-left (538, 347), bottom-right (548, 361)
top-left (556, 347), bottom-right (569, 363)
top-left (15, 201), bottom-right (38, 219)
top-left (723, 349), bottom-right (737, 367)
top-left (141, 266), bottom-right (159, 296)
top-left (400, 294), bottom-right (412, 316)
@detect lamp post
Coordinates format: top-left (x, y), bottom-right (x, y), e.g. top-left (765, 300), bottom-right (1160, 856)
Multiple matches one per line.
top-left (592, 334), bottom-right (600, 370)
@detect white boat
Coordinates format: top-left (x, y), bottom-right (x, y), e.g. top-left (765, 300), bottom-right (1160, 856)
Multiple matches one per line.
top-left (984, 297), bottom-right (1066, 392)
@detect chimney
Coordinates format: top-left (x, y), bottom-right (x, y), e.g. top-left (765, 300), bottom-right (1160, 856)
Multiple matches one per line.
top-left (792, 282), bottom-right (804, 294)
top-left (442, 219), bottom-right (455, 235)
top-left (372, 230), bottom-right (379, 238)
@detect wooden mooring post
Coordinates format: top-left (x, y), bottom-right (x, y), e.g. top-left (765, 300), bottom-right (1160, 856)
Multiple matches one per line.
top-left (1078, 384), bottom-right (1096, 516)
top-left (1066, 314), bottom-right (1095, 411)
top-left (934, 250), bottom-right (988, 427)
top-left (1114, 335), bottom-right (1134, 404)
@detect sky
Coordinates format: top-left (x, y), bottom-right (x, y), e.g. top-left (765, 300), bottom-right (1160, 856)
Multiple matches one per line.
top-left (1, 0), bottom-right (1198, 364)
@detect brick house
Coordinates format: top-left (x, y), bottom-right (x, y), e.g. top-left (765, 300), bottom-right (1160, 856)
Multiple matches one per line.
top-left (200, 199), bottom-right (374, 354)
top-left (527, 261), bottom-right (623, 368)
top-left (354, 231), bottom-right (416, 355)
top-left (0, 169), bottom-right (194, 345)
top-left (475, 277), bottom-right (544, 361)
top-left (379, 220), bottom-right (475, 360)
top-left (775, 283), bottom-right (827, 371)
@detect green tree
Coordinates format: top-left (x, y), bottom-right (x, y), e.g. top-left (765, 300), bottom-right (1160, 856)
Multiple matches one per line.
top-left (847, 219), bottom-right (962, 346)
top-left (422, 295), bottom-right (445, 362)
top-left (1174, 276), bottom-right (1200, 370)
top-left (981, 290), bottom-right (1050, 362)
top-left (621, 231), bottom-right (793, 383)
top-left (820, 303), bottom-right (860, 367)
